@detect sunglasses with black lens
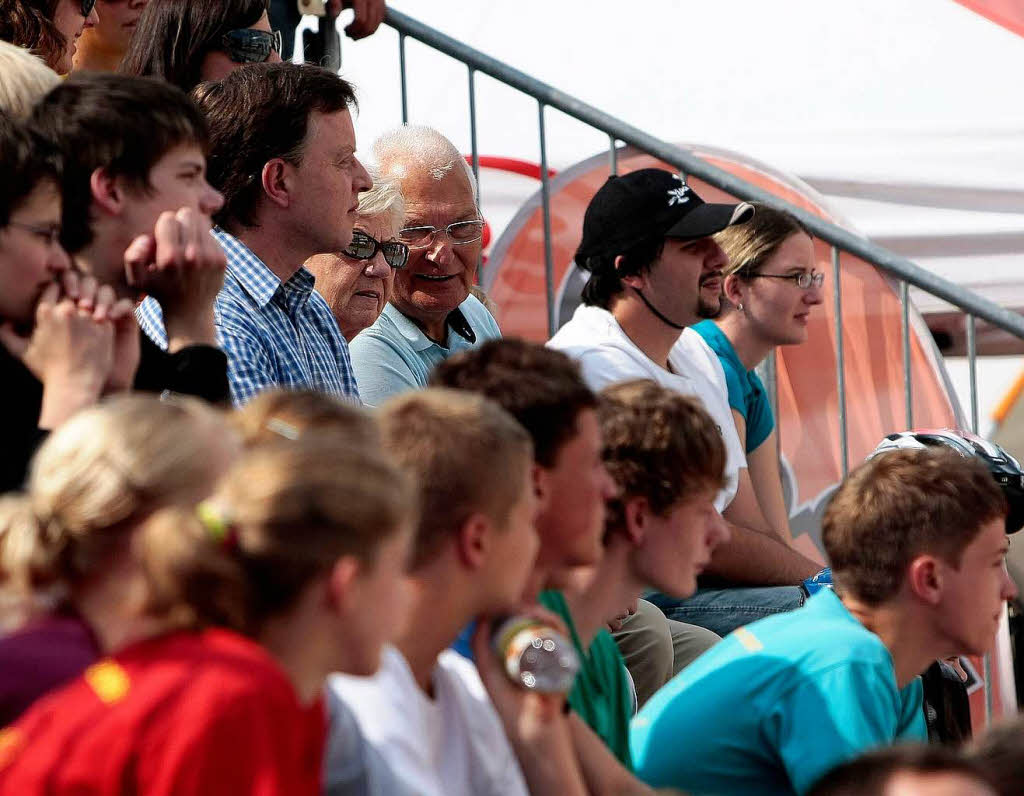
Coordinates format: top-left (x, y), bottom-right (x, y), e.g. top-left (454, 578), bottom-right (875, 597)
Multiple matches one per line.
top-left (220, 29), bottom-right (283, 64)
top-left (343, 231), bottom-right (410, 270)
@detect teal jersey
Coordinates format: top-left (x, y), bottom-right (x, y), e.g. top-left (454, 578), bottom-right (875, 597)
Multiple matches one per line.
top-left (630, 590), bottom-right (926, 795)
top-left (692, 320), bottom-right (774, 453)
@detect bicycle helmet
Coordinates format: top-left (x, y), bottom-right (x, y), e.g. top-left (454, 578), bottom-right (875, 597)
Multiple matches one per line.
top-left (869, 429), bottom-right (1024, 533)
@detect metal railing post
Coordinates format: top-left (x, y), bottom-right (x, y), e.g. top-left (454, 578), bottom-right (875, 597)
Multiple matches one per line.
top-left (965, 313), bottom-right (992, 726)
top-left (609, 135), bottom-right (618, 176)
top-left (468, 66), bottom-right (480, 198)
top-left (538, 102), bottom-right (556, 337)
top-left (398, 32), bottom-right (409, 124)
top-left (832, 247), bottom-right (849, 477)
top-left (900, 281), bottom-right (913, 429)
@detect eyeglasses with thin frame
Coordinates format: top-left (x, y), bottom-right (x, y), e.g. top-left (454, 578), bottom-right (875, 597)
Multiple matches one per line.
top-left (343, 230), bottom-right (410, 270)
top-left (397, 220), bottom-right (484, 250)
top-left (8, 220), bottom-right (62, 247)
top-left (220, 29), bottom-right (283, 64)
top-left (747, 271), bottom-right (825, 290)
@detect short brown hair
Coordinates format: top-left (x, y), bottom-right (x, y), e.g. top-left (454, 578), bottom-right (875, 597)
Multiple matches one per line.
top-left (137, 433), bottom-right (415, 635)
top-left (823, 448), bottom-right (1007, 604)
top-left (232, 388), bottom-right (378, 450)
top-left (29, 73), bottom-right (209, 253)
top-left (714, 202), bottom-right (810, 279)
top-left (192, 62), bottom-right (357, 231)
top-left (378, 388), bottom-right (533, 569)
top-left (598, 381), bottom-right (726, 535)
top-left (807, 744), bottom-right (991, 796)
top-left (430, 338), bottom-right (596, 468)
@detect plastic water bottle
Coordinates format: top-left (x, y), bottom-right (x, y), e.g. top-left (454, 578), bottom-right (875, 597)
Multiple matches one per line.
top-left (492, 616), bottom-right (580, 693)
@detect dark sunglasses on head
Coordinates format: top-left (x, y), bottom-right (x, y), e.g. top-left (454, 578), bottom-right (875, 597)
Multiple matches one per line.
top-left (343, 231), bottom-right (410, 270)
top-left (220, 28), bottom-right (282, 64)
top-left (81, 0), bottom-right (96, 16)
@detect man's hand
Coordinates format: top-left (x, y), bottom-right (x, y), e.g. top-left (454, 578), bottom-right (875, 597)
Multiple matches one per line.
top-left (104, 298), bottom-right (141, 394)
top-left (472, 617), bottom-right (569, 740)
top-left (605, 601), bottom-right (638, 633)
top-left (0, 280), bottom-right (115, 429)
top-left (328, 0), bottom-right (386, 39)
top-left (125, 208), bottom-right (226, 352)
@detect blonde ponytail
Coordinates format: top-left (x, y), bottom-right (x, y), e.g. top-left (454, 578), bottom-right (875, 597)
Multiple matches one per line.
top-left (134, 433), bottom-right (416, 635)
top-left (0, 394), bottom-right (234, 622)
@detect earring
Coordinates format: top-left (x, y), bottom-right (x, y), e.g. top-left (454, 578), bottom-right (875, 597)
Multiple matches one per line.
top-left (737, 303), bottom-right (744, 312)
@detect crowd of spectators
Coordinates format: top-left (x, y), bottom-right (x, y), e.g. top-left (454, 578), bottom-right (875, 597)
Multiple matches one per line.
top-left (1, 1), bottom-right (1023, 794)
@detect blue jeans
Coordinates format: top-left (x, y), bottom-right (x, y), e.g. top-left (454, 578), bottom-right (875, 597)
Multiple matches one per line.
top-left (645, 585), bottom-right (805, 639)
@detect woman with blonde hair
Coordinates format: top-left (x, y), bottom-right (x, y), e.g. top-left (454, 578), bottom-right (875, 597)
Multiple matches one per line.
top-left (0, 413), bottom-right (418, 795)
top-left (0, 394), bottom-right (237, 724)
top-left (693, 203), bottom-right (825, 537)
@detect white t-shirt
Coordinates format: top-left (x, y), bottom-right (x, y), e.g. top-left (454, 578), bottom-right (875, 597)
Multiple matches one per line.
top-left (548, 305), bottom-right (745, 511)
top-left (328, 646), bottom-right (530, 796)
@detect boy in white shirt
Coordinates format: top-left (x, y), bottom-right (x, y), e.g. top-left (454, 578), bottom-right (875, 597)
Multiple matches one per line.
top-left (330, 388), bottom-right (586, 796)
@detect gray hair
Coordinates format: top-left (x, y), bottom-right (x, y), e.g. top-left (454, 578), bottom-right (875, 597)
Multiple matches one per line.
top-left (0, 42), bottom-right (60, 120)
top-left (372, 124), bottom-right (479, 208)
top-left (355, 172), bottom-right (405, 237)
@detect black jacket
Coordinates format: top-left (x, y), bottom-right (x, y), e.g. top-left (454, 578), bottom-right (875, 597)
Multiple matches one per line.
top-left (2, 332), bottom-right (229, 493)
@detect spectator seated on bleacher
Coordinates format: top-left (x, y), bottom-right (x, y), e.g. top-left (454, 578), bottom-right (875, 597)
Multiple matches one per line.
top-left (630, 446), bottom-right (1017, 795)
top-left (0, 396), bottom-right (236, 726)
top-left (559, 380), bottom-right (730, 709)
top-left (0, 113), bottom-right (130, 494)
top-left (433, 340), bottom-right (674, 794)
top-left (349, 125), bottom-right (500, 407)
top-left (695, 203), bottom-right (824, 544)
top-left (136, 63), bottom-right (370, 406)
top-left (306, 174), bottom-right (409, 342)
top-left (31, 74), bottom-right (231, 407)
top-left (548, 168), bottom-right (822, 639)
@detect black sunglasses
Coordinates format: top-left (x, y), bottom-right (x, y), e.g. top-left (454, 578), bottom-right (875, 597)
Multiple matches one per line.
top-left (220, 29), bottom-right (283, 64)
top-left (343, 231), bottom-right (410, 270)
top-left (81, 0), bottom-right (96, 16)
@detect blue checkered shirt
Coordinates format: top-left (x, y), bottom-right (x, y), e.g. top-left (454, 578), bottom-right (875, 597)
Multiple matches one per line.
top-left (136, 228), bottom-right (359, 406)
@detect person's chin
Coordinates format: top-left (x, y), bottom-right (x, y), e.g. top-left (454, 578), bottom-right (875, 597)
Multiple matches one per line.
top-left (696, 297), bottom-right (722, 320)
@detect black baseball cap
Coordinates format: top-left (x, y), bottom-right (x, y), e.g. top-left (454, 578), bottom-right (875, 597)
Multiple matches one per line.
top-left (575, 168), bottom-right (754, 261)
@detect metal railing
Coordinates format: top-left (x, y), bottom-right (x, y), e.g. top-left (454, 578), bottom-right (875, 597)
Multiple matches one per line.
top-left (383, 7), bottom-right (1023, 721)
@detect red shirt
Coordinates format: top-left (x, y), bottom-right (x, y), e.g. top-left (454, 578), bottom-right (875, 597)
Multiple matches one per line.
top-left (0, 628), bottom-right (325, 795)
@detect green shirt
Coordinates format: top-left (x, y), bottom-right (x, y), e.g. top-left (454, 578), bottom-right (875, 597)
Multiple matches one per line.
top-left (539, 589), bottom-right (634, 770)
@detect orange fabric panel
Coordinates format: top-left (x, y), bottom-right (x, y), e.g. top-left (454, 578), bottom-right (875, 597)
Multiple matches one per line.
top-left (954, 0), bottom-right (1024, 38)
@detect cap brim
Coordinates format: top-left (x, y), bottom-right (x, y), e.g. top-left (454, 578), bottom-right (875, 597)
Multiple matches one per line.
top-left (664, 202), bottom-right (754, 241)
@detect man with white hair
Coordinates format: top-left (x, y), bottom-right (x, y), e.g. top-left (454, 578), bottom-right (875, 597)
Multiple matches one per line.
top-left (349, 125), bottom-right (500, 407)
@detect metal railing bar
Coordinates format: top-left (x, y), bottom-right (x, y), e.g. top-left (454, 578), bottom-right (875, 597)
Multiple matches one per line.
top-left (900, 281), bottom-right (913, 429)
top-left (468, 66), bottom-right (480, 198)
top-left (398, 31), bottom-right (408, 124)
top-left (832, 247), bottom-right (849, 477)
top-left (609, 135), bottom-right (618, 176)
top-left (538, 102), bottom-right (556, 338)
top-left (967, 314), bottom-right (979, 433)
top-left (384, 8), bottom-right (1024, 340)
